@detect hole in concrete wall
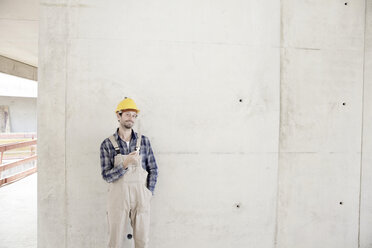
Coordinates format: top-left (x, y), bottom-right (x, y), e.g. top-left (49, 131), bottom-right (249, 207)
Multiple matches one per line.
top-left (344, 2), bottom-right (348, 5)
top-left (239, 99), bottom-right (243, 102)
top-left (236, 203), bottom-right (240, 208)
top-left (342, 102), bottom-right (346, 106)
top-left (127, 234), bottom-right (133, 239)
top-left (339, 202), bottom-right (343, 205)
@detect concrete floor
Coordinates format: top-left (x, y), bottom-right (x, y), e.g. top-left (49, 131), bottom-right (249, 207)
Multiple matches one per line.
top-left (0, 173), bottom-right (37, 248)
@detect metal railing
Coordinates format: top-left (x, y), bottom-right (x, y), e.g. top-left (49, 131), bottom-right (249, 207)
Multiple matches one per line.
top-left (0, 138), bottom-right (37, 187)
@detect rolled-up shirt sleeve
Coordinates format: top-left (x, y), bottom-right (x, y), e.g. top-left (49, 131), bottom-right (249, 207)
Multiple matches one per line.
top-left (100, 139), bottom-right (126, 183)
top-left (144, 137), bottom-right (158, 194)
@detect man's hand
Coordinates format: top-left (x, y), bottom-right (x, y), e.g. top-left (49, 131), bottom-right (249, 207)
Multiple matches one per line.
top-left (123, 151), bottom-right (139, 169)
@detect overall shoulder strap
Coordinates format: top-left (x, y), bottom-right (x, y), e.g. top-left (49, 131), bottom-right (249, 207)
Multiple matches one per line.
top-left (108, 135), bottom-right (120, 155)
top-left (136, 132), bottom-right (142, 153)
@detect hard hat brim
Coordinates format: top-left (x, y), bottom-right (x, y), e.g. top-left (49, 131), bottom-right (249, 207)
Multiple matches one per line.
top-left (116, 108), bottom-right (140, 113)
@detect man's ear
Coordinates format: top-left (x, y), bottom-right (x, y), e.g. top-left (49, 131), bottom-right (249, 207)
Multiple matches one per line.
top-left (116, 112), bottom-right (121, 120)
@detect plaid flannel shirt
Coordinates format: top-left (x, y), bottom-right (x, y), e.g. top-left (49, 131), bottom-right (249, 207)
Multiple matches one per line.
top-left (100, 128), bottom-right (158, 194)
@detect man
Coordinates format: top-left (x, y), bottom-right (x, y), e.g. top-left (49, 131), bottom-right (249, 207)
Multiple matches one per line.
top-left (100, 97), bottom-right (158, 248)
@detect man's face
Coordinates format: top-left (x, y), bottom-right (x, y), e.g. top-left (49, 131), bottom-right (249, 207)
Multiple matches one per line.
top-left (117, 110), bottom-right (138, 129)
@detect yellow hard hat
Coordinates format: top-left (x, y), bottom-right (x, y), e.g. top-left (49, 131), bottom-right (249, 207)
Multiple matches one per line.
top-left (115, 97), bottom-right (140, 113)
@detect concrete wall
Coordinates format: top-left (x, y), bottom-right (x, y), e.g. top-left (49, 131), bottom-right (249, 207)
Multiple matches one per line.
top-left (360, 0), bottom-right (372, 247)
top-left (0, 96), bottom-right (37, 132)
top-left (38, 1), bottom-right (371, 248)
top-left (277, 1), bottom-right (365, 248)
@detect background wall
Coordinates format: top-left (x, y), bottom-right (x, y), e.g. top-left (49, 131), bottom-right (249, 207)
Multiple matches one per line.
top-left (360, 0), bottom-right (372, 247)
top-left (277, 1), bottom-right (365, 248)
top-left (0, 96), bottom-right (37, 132)
top-left (38, 0), bottom-right (372, 248)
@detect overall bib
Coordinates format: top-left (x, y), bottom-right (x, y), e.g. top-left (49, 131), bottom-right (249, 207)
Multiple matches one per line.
top-left (107, 134), bottom-right (152, 248)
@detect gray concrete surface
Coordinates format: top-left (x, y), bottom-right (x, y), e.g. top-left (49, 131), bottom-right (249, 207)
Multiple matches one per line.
top-left (360, 1), bottom-right (372, 247)
top-left (0, 173), bottom-right (37, 248)
top-left (37, 0), bottom-right (372, 248)
top-left (0, 55), bottom-right (37, 81)
top-left (277, 1), bottom-right (365, 247)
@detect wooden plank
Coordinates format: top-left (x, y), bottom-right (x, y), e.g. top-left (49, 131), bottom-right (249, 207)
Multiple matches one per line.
top-left (0, 147), bottom-right (37, 160)
top-left (0, 155), bottom-right (37, 171)
top-left (0, 138), bottom-right (37, 158)
top-left (0, 167), bottom-right (37, 187)
top-left (0, 133), bottom-right (37, 139)
top-left (0, 140), bottom-right (37, 153)
top-left (0, 138), bottom-right (33, 144)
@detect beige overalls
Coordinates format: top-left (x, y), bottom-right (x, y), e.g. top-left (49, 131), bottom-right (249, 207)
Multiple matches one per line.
top-left (107, 134), bottom-right (152, 248)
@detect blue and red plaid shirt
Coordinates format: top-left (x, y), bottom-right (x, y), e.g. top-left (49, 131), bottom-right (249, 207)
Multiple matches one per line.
top-left (100, 128), bottom-right (158, 194)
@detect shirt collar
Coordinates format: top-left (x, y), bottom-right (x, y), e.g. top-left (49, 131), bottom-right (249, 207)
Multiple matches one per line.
top-left (114, 128), bottom-right (137, 143)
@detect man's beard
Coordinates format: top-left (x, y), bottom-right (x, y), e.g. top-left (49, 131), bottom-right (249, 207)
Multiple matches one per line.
top-left (123, 121), bottom-right (133, 129)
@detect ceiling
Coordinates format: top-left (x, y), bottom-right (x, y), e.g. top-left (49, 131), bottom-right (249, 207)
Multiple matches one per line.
top-left (0, 0), bottom-right (38, 67)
